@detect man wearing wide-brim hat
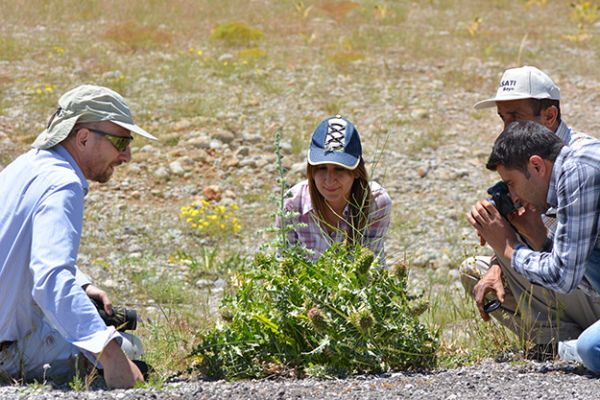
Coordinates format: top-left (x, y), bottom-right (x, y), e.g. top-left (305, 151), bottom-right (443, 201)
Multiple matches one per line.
top-left (0, 85), bottom-right (156, 388)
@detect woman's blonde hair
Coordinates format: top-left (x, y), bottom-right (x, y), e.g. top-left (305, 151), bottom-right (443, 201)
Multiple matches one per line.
top-left (306, 158), bottom-right (372, 247)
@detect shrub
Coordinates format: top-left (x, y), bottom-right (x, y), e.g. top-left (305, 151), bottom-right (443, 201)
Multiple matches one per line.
top-left (210, 21), bottom-right (264, 47)
top-left (190, 244), bottom-right (438, 379)
top-left (180, 199), bottom-right (241, 240)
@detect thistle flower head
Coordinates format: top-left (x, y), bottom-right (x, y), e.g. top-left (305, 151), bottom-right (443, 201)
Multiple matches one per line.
top-left (354, 247), bottom-right (375, 276)
top-left (349, 309), bottom-right (374, 332)
top-left (391, 262), bottom-right (408, 281)
top-left (307, 307), bottom-right (327, 331)
top-left (280, 257), bottom-right (295, 277)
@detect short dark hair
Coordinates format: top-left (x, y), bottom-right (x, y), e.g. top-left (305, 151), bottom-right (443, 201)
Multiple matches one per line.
top-left (486, 120), bottom-right (564, 174)
top-left (529, 98), bottom-right (561, 123)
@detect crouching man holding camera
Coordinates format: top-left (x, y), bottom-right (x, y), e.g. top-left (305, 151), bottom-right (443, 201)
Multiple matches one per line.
top-left (467, 120), bottom-right (600, 372)
top-left (460, 66), bottom-right (600, 361)
top-left (0, 85), bottom-right (156, 388)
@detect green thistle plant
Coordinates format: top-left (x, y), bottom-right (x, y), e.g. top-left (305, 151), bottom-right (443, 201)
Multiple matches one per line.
top-left (191, 243), bottom-right (438, 379)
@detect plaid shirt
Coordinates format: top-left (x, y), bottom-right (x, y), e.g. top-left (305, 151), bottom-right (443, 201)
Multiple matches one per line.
top-left (278, 180), bottom-right (391, 262)
top-left (512, 140), bottom-right (600, 294)
top-left (543, 121), bottom-right (594, 232)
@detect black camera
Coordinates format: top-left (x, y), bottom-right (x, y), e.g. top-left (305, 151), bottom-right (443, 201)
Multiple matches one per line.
top-left (487, 181), bottom-right (517, 218)
top-left (92, 299), bottom-right (138, 331)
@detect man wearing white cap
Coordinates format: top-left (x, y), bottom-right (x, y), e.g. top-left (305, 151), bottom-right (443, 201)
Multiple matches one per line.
top-left (461, 66), bottom-right (598, 361)
top-left (0, 85), bottom-right (157, 388)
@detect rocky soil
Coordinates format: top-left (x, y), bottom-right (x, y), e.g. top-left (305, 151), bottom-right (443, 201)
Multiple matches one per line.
top-left (1, 360), bottom-right (600, 399)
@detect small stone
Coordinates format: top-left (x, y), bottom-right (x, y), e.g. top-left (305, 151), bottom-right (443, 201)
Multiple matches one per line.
top-left (172, 118), bottom-right (193, 131)
top-left (140, 144), bottom-right (157, 153)
top-left (153, 167), bottom-right (170, 180)
top-left (213, 130), bottom-right (235, 144)
top-left (195, 279), bottom-right (213, 288)
top-left (417, 166), bottom-right (428, 178)
top-left (187, 137), bottom-right (211, 149)
top-left (290, 162), bottom-right (306, 176)
top-left (218, 53), bottom-right (234, 62)
top-left (242, 133), bottom-right (262, 143)
top-left (236, 146), bottom-right (250, 157)
top-left (169, 161), bottom-right (185, 176)
top-left (411, 108), bottom-right (429, 119)
top-left (203, 185), bottom-right (222, 201)
top-left (239, 159), bottom-right (257, 168)
top-left (223, 156), bottom-right (239, 168)
top-left (127, 163), bottom-right (142, 174)
top-left (280, 142), bottom-right (292, 154)
top-left (214, 278), bottom-right (227, 288)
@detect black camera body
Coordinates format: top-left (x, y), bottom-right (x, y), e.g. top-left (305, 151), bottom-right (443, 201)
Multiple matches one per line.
top-left (487, 181), bottom-right (517, 218)
top-left (92, 299), bottom-right (137, 332)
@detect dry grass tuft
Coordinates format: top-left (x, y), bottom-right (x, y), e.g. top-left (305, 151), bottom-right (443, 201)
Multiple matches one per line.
top-left (103, 22), bottom-right (173, 51)
top-left (318, 0), bottom-right (361, 21)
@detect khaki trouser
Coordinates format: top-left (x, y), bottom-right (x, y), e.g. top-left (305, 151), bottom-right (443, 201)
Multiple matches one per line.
top-left (460, 255), bottom-right (600, 344)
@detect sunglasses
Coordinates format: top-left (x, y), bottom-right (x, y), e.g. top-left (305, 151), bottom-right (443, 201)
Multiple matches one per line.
top-left (88, 128), bottom-right (133, 152)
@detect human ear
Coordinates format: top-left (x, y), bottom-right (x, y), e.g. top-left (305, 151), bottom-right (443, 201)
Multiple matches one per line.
top-left (541, 106), bottom-right (558, 129)
top-left (528, 155), bottom-right (546, 175)
top-left (75, 128), bottom-right (90, 149)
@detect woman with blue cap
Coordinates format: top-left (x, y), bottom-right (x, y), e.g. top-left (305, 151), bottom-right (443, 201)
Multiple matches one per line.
top-left (279, 116), bottom-right (392, 262)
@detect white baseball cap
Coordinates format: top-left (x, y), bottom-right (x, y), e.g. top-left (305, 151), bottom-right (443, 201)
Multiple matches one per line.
top-left (474, 66), bottom-right (560, 109)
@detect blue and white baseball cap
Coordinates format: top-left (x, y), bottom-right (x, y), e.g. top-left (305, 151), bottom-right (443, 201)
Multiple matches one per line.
top-left (307, 116), bottom-right (362, 169)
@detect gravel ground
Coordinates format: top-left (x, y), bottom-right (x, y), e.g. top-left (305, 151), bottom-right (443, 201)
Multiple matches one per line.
top-left (1, 360), bottom-right (599, 400)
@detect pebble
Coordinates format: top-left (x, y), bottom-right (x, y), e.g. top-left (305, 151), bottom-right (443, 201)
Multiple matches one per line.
top-left (213, 130), bottom-right (235, 144)
top-left (169, 161), bottom-right (185, 176)
top-left (153, 167), bottom-right (170, 180)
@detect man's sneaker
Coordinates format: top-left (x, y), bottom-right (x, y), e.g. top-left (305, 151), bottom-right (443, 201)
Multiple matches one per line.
top-left (558, 339), bottom-right (583, 363)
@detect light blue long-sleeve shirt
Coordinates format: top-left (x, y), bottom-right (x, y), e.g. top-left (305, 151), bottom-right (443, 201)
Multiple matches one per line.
top-left (0, 145), bottom-right (119, 353)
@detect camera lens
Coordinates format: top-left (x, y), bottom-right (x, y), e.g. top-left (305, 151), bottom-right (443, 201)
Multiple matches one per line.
top-left (483, 300), bottom-right (501, 313)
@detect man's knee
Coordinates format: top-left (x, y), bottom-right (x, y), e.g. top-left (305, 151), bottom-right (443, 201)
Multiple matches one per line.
top-left (459, 256), bottom-right (481, 278)
top-left (459, 256), bottom-right (488, 294)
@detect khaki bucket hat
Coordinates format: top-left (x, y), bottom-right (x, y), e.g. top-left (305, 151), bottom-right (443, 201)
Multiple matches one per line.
top-left (32, 84), bottom-right (157, 149)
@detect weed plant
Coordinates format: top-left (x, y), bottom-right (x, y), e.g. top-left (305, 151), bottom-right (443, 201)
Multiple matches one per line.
top-left (191, 245), bottom-right (438, 379)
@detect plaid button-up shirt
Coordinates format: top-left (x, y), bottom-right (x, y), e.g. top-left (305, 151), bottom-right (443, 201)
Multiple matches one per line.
top-left (512, 140), bottom-right (600, 294)
top-left (278, 180), bottom-right (392, 262)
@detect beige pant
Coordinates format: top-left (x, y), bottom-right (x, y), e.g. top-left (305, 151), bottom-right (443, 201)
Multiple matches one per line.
top-left (460, 255), bottom-right (600, 344)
